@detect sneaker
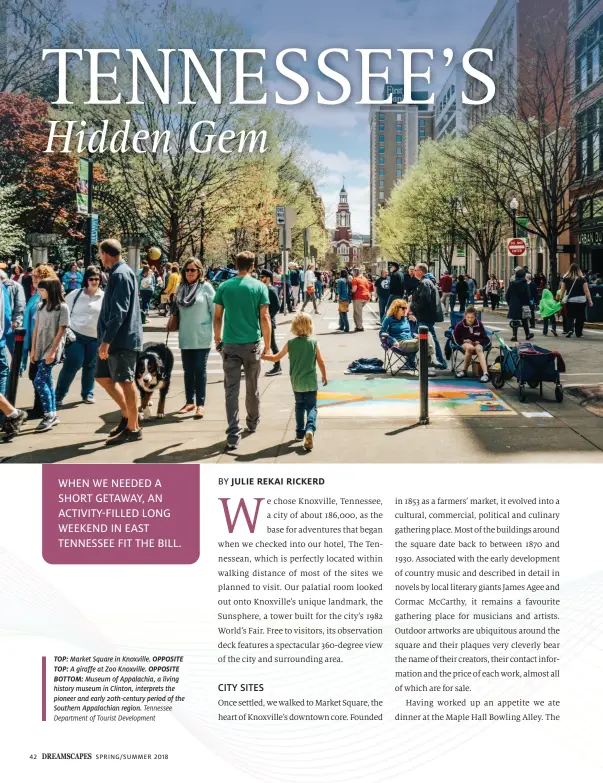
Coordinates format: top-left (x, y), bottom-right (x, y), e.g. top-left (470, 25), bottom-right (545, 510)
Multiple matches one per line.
top-left (576, 334), bottom-right (584, 339)
top-left (303, 431), bottom-right (314, 451)
top-left (438, 361), bottom-right (448, 370)
top-left (354, 327), bottom-right (364, 332)
top-left (526, 333), bottom-right (535, 340)
top-left (428, 368), bottom-right (436, 377)
top-left (295, 434), bottom-right (304, 441)
top-left (226, 442), bottom-right (239, 451)
top-left (108, 416), bottom-right (128, 438)
top-left (565, 331), bottom-right (573, 338)
top-left (265, 367), bottom-right (282, 377)
top-left (480, 374), bottom-right (490, 383)
top-left (36, 415), bottom-right (59, 432)
top-left (55, 399), bottom-right (64, 408)
top-left (106, 428), bottom-right (143, 445)
top-left (82, 396), bottom-right (96, 404)
top-left (552, 331), bottom-right (558, 337)
top-left (2, 409), bottom-right (28, 440)
top-left (456, 371), bottom-right (468, 379)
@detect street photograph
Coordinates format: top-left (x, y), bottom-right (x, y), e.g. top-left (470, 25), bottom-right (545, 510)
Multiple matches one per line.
top-left (2, 0), bottom-right (603, 463)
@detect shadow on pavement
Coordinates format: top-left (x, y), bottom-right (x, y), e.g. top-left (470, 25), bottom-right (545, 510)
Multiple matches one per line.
top-left (1, 439), bottom-right (108, 463)
top-left (233, 439), bottom-right (304, 462)
top-left (386, 423), bottom-right (423, 437)
top-left (132, 441), bottom-right (227, 463)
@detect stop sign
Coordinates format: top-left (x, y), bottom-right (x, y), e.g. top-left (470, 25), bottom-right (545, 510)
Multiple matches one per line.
top-left (508, 238), bottom-right (527, 257)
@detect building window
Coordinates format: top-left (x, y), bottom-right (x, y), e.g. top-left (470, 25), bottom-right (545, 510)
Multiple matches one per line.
top-left (419, 119), bottom-right (425, 127)
top-left (379, 167), bottom-right (384, 176)
top-left (396, 146), bottom-right (402, 154)
top-left (396, 157), bottom-right (402, 164)
top-left (379, 156), bottom-right (384, 164)
top-left (379, 146), bottom-right (385, 154)
top-left (379, 179), bottom-right (385, 188)
top-left (577, 100), bottom-right (603, 177)
top-left (575, 15), bottom-right (603, 94)
top-left (379, 123), bottom-right (384, 131)
top-left (379, 135), bottom-right (384, 142)
top-left (396, 123), bottom-right (402, 130)
top-left (396, 168), bottom-right (403, 177)
top-left (395, 135), bottom-right (402, 142)
top-left (419, 129), bottom-right (426, 137)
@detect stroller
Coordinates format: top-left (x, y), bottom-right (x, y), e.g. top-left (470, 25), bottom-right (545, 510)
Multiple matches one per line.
top-left (489, 333), bottom-right (564, 403)
top-left (444, 311), bottom-right (497, 377)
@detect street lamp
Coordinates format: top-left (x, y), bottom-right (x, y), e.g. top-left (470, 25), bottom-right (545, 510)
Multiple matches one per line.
top-left (510, 197), bottom-right (519, 238)
top-left (200, 192), bottom-right (206, 264)
top-left (83, 127), bottom-right (95, 266)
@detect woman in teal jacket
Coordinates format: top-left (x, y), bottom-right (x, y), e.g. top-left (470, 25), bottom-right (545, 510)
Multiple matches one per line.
top-left (175, 258), bottom-right (215, 418)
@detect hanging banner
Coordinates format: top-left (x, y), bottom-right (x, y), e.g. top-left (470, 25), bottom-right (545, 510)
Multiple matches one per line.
top-left (77, 158), bottom-right (90, 215)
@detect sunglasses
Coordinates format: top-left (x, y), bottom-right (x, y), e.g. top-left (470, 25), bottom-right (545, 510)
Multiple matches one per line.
top-left (185, 268), bottom-right (199, 273)
top-left (88, 277), bottom-right (100, 281)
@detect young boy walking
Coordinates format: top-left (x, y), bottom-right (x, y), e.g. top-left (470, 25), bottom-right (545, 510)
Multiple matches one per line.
top-left (263, 313), bottom-right (327, 451)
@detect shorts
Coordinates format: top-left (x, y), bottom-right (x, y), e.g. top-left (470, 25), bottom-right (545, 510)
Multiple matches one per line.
top-left (95, 349), bottom-right (138, 384)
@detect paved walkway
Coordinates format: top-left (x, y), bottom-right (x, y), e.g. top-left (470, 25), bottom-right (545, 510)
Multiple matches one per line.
top-left (3, 300), bottom-right (603, 464)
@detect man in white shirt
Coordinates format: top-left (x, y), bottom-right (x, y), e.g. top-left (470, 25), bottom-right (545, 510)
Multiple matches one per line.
top-left (301, 264), bottom-right (319, 314)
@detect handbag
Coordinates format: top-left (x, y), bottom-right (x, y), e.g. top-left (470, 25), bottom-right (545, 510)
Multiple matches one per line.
top-left (562, 278), bottom-right (578, 305)
top-left (338, 301), bottom-right (350, 313)
top-left (166, 306), bottom-right (180, 332)
top-left (521, 305), bottom-right (531, 320)
top-left (65, 288), bottom-right (84, 347)
top-left (306, 286), bottom-right (315, 296)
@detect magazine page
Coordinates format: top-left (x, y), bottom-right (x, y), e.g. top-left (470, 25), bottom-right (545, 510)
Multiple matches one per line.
top-left (0, 0), bottom-right (602, 781)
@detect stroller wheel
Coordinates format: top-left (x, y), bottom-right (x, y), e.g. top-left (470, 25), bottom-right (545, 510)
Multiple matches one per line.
top-left (528, 380), bottom-right (539, 389)
top-left (518, 385), bottom-right (526, 403)
top-left (491, 372), bottom-right (505, 390)
top-left (555, 384), bottom-right (563, 403)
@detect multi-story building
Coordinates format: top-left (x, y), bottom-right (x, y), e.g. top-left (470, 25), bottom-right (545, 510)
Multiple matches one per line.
top-left (369, 86), bottom-right (434, 244)
top-left (435, 64), bottom-right (468, 141)
top-left (463, 0), bottom-right (570, 284)
top-left (571, 0), bottom-right (603, 274)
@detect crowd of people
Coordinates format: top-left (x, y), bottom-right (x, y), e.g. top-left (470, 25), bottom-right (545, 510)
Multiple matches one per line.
top-left (0, 245), bottom-right (599, 448)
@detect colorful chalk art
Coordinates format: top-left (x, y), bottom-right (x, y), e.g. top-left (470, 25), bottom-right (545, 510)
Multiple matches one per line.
top-left (317, 378), bottom-right (516, 418)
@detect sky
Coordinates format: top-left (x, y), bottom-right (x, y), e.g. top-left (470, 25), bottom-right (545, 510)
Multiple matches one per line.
top-left (63, 0), bottom-right (497, 234)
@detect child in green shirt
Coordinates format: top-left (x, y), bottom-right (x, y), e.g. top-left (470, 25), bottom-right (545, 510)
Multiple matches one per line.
top-left (263, 313), bottom-right (327, 451)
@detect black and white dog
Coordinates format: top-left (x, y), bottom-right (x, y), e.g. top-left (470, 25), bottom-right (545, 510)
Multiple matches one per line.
top-left (135, 342), bottom-right (174, 420)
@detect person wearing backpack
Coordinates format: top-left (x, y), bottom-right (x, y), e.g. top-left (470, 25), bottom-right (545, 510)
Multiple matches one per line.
top-left (289, 263), bottom-right (301, 308)
top-left (55, 266), bottom-right (104, 407)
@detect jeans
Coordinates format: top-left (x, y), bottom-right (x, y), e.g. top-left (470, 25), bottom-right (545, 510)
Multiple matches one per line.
top-left (294, 390), bottom-right (317, 438)
top-left (450, 295), bottom-right (457, 312)
top-left (56, 333), bottom-right (98, 403)
top-left (566, 302), bottom-right (586, 337)
top-left (222, 342), bottom-right (261, 445)
top-left (34, 361), bottom-right (57, 415)
top-left (542, 315), bottom-right (557, 335)
top-left (140, 289), bottom-right (153, 315)
top-left (378, 296), bottom-right (389, 321)
top-left (0, 344), bottom-right (8, 398)
top-left (339, 308), bottom-right (350, 332)
top-left (269, 317), bottom-right (281, 371)
top-left (181, 348), bottom-right (210, 405)
top-left (417, 322), bottom-right (445, 365)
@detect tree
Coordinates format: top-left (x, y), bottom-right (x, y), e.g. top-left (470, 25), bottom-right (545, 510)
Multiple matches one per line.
top-left (0, 92), bottom-right (80, 235)
top-left (377, 139), bottom-right (505, 284)
top-left (0, 185), bottom-right (26, 257)
top-left (0, 0), bottom-right (75, 96)
top-left (458, 10), bottom-right (589, 286)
